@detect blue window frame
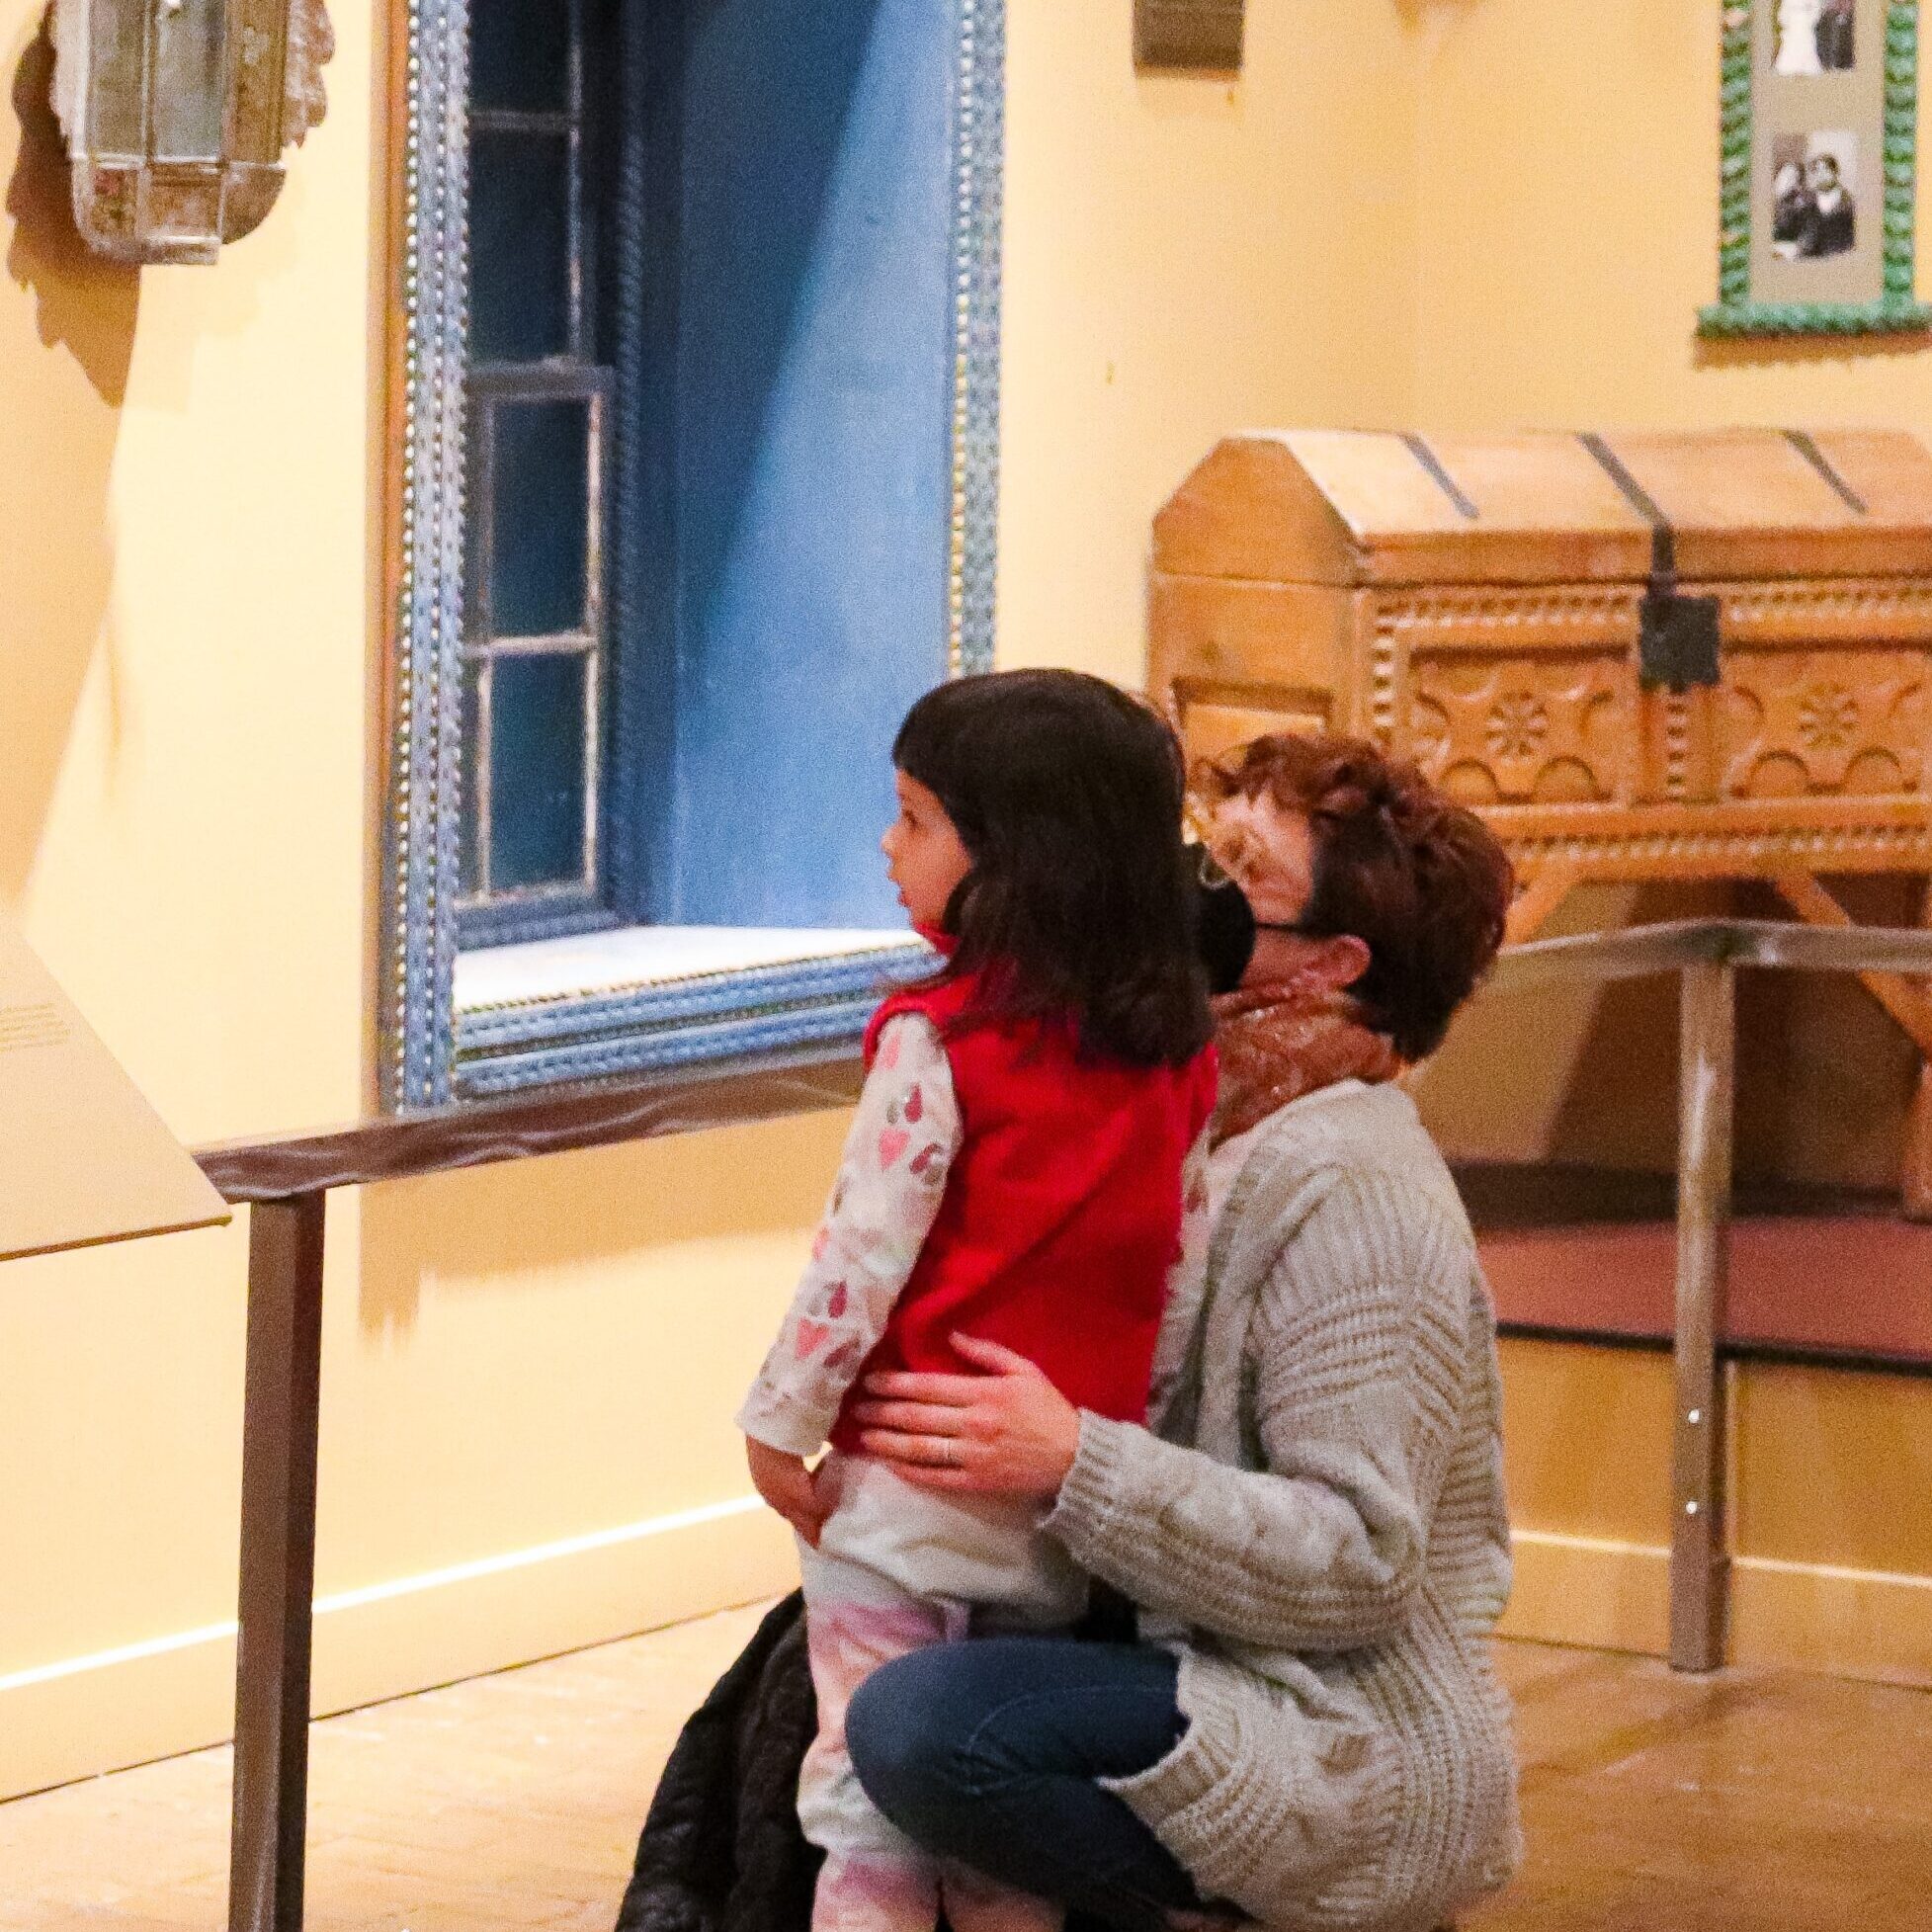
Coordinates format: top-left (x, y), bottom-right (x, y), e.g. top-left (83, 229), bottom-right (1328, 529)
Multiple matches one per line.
top-left (382, 0), bottom-right (1004, 1106)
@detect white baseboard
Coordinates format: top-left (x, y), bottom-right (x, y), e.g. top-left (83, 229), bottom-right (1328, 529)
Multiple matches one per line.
top-left (10, 1513), bottom-right (1930, 1802)
top-left (1499, 1530), bottom-right (1673, 1653)
top-left (0, 1495), bottom-right (797, 1802)
top-left (1730, 1554), bottom-right (1932, 1688)
top-left (1500, 1529), bottom-right (1932, 1688)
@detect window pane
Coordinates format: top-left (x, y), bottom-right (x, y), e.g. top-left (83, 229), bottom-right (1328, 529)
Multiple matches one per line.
top-left (490, 651), bottom-right (588, 889)
top-left (469, 130), bottom-right (571, 363)
top-left (471, 0), bottom-right (571, 114)
top-left (460, 660), bottom-right (484, 894)
top-left (490, 397), bottom-right (591, 636)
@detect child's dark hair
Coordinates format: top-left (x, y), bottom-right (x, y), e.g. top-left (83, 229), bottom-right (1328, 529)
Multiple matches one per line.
top-left (893, 670), bottom-right (1213, 1067)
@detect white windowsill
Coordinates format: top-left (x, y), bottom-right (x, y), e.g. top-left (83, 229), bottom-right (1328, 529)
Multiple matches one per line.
top-left (455, 924), bottom-right (927, 1014)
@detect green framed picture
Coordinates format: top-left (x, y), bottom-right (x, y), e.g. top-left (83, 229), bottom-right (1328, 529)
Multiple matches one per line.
top-left (1701, 0), bottom-right (1932, 336)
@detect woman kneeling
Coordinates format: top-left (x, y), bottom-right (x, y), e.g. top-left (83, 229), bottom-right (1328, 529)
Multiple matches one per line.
top-left (844, 733), bottom-right (1521, 1932)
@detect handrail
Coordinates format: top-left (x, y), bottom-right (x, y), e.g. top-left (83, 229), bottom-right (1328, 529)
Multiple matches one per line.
top-left (1484, 916), bottom-right (1932, 990)
top-left (195, 1042), bottom-right (865, 1203)
top-left (194, 920), bottom-right (1932, 1203)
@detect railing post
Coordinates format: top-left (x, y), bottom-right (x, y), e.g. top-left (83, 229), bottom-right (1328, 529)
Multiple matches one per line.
top-left (228, 1192), bottom-right (326, 1932)
top-left (1672, 962), bottom-right (1734, 1672)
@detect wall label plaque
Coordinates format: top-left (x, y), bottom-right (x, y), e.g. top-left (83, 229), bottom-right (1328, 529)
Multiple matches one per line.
top-left (0, 916), bottom-right (228, 1263)
top-left (1134, 0), bottom-right (1244, 73)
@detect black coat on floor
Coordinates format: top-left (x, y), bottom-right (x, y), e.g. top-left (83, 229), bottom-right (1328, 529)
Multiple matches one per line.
top-left (614, 1593), bottom-right (823, 1932)
top-left (612, 1590), bottom-right (1142, 1932)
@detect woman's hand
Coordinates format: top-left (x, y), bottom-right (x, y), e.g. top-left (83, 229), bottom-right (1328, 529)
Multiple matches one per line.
top-left (851, 1334), bottom-right (1082, 1500)
top-left (744, 1437), bottom-right (830, 1547)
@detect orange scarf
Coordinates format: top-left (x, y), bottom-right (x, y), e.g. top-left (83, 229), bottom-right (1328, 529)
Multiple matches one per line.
top-left (1209, 979), bottom-right (1402, 1147)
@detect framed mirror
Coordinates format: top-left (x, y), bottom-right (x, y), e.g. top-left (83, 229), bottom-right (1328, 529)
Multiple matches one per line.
top-left (378, 0), bottom-right (1005, 1107)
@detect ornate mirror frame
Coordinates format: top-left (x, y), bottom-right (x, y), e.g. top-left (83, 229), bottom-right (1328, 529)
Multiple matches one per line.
top-left (378, 0), bottom-right (1005, 1109)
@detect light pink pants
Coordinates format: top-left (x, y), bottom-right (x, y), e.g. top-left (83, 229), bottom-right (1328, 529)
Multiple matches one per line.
top-left (798, 1454), bottom-right (1089, 1932)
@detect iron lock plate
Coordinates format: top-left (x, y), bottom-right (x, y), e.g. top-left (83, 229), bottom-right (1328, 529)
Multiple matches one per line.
top-left (1639, 590), bottom-right (1722, 693)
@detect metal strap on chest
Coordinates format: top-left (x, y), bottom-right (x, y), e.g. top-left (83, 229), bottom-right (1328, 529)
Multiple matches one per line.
top-left (1400, 434), bottom-right (1480, 521)
top-left (1577, 432), bottom-right (1722, 693)
top-left (1784, 429), bottom-right (1870, 516)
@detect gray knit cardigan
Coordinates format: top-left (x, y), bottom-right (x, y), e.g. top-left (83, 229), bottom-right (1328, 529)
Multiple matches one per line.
top-left (1043, 1080), bottom-right (1521, 1932)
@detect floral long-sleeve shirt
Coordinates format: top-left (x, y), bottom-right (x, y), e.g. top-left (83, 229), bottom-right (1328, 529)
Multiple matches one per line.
top-left (736, 1013), bottom-right (1213, 1459)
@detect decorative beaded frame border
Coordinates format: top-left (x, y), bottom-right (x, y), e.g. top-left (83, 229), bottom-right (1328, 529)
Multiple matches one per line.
top-left (1700, 0), bottom-right (1932, 336)
top-left (950, 0), bottom-right (1004, 675)
top-left (380, 0), bottom-right (1005, 1109)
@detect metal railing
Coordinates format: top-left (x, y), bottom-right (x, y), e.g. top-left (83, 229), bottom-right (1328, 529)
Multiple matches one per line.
top-left (191, 918), bottom-right (1932, 1932)
top-left (196, 1049), bottom-right (865, 1932)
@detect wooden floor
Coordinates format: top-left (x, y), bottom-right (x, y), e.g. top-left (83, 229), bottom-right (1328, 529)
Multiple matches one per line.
top-left (5, 1607), bottom-right (1931, 1932)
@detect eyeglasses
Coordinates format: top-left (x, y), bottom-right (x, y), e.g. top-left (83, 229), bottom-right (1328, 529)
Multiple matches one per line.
top-left (1192, 840), bottom-right (1323, 940)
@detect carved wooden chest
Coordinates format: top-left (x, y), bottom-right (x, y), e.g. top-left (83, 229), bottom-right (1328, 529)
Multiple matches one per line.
top-left (1151, 428), bottom-right (1932, 929)
top-left (1150, 427), bottom-right (1932, 1206)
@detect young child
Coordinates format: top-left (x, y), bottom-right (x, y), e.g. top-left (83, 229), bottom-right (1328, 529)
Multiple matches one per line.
top-left (736, 670), bottom-right (1218, 1932)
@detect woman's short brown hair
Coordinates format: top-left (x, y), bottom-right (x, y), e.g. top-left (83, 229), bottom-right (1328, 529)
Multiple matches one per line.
top-left (1195, 733), bottom-right (1514, 1060)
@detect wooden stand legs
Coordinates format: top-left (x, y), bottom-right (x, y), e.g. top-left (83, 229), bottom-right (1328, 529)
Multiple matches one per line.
top-left (1670, 963), bottom-right (1733, 1672)
top-left (1504, 866), bottom-right (1580, 946)
top-left (1507, 867), bottom-right (1734, 1666)
top-left (1770, 874), bottom-right (1932, 1221)
top-left (228, 1193), bottom-right (326, 1932)
top-left (1906, 880), bottom-right (1932, 1222)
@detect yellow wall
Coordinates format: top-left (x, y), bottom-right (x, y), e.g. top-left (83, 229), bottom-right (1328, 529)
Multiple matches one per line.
top-left (995, 3), bottom-right (1421, 683)
top-left (0, 2), bottom-right (1431, 1796)
top-left (1414, 0), bottom-right (1932, 442)
top-left (1498, 1342), bottom-right (1932, 1689)
top-left (8, 0), bottom-right (1930, 1800)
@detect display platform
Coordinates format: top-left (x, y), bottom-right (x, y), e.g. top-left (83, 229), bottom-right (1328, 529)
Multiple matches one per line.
top-left (1466, 1165), bottom-right (1932, 1370)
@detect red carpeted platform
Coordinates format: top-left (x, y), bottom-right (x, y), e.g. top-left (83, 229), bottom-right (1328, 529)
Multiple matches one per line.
top-left (1458, 1169), bottom-right (1932, 1372)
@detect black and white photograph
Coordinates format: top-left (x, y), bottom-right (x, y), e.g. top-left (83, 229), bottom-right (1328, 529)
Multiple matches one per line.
top-left (1775, 0), bottom-right (1858, 74)
top-left (1707, 0), bottom-right (1921, 331)
top-left (1771, 130), bottom-right (1859, 257)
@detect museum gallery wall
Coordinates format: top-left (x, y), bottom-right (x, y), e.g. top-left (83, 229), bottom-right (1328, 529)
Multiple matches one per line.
top-left (4, 0), bottom-right (1932, 1798)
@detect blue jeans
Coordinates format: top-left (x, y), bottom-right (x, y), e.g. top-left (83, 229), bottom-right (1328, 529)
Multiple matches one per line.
top-left (844, 1638), bottom-right (1206, 1932)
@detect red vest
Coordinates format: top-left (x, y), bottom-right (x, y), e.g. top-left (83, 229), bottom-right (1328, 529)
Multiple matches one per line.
top-left (828, 968), bottom-right (1218, 1454)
